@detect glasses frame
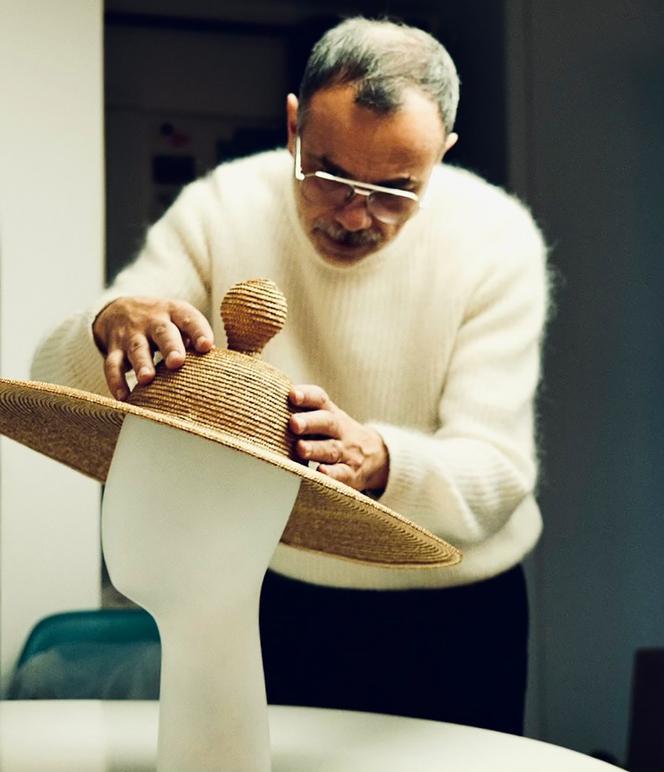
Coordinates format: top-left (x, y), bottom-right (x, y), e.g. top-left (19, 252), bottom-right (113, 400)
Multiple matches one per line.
top-left (294, 136), bottom-right (423, 224)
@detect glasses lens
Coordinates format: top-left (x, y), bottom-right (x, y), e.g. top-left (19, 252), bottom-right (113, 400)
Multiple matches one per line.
top-left (369, 192), bottom-right (418, 224)
top-left (301, 175), bottom-right (353, 207)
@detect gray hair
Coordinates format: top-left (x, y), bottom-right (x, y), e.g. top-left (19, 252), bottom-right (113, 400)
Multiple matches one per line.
top-left (298, 17), bottom-right (460, 136)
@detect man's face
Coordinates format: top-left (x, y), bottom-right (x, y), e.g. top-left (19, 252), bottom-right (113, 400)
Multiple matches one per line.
top-left (287, 85), bottom-right (456, 266)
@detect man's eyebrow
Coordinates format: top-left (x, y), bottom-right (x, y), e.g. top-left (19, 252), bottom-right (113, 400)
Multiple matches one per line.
top-left (317, 154), bottom-right (418, 189)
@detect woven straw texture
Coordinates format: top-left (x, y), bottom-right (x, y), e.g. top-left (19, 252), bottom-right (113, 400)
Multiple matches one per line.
top-left (0, 279), bottom-right (461, 568)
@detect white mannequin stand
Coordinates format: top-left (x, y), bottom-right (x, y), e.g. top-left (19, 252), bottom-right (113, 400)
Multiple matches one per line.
top-left (101, 415), bottom-right (301, 772)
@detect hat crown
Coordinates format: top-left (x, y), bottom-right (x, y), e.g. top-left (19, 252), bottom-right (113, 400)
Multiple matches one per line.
top-left (127, 278), bottom-right (296, 459)
top-left (221, 278), bottom-right (287, 356)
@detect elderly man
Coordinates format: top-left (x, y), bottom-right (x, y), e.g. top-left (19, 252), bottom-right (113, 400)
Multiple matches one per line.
top-left (33, 17), bottom-right (548, 734)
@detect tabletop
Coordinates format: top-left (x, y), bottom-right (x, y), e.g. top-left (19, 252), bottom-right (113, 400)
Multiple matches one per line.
top-left (0, 700), bottom-right (621, 771)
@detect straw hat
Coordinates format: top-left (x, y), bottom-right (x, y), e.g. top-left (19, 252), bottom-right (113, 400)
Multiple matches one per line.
top-left (0, 279), bottom-right (460, 568)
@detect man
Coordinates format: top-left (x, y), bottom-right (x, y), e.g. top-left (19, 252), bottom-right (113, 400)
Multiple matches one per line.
top-left (33, 18), bottom-right (548, 733)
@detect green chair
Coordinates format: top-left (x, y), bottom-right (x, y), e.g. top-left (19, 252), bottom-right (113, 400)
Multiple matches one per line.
top-left (10, 609), bottom-right (161, 699)
top-left (16, 609), bottom-right (160, 667)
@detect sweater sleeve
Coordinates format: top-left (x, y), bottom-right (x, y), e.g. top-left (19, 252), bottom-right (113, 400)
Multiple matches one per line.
top-left (31, 178), bottom-right (214, 396)
top-left (369, 211), bottom-right (549, 546)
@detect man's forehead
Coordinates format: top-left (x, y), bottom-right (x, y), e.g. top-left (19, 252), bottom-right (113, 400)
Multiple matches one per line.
top-left (300, 85), bottom-right (445, 182)
top-left (304, 83), bottom-right (442, 129)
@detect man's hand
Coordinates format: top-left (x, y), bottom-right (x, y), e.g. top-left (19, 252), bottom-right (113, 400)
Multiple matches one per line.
top-left (289, 385), bottom-right (389, 493)
top-left (92, 297), bottom-right (214, 400)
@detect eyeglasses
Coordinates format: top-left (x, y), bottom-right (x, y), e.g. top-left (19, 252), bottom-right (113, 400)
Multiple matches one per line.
top-left (294, 136), bottom-right (422, 225)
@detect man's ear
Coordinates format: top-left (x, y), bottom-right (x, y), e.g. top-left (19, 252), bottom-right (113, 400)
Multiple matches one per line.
top-left (442, 132), bottom-right (459, 157)
top-left (286, 93), bottom-right (299, 156)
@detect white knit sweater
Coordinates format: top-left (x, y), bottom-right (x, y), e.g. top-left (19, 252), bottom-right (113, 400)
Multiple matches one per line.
top-left (32, 148), bottom-right (548, 589)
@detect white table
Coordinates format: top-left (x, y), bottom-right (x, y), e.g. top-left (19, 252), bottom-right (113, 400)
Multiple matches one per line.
top-left (0, 700), bottom-right (620, 771)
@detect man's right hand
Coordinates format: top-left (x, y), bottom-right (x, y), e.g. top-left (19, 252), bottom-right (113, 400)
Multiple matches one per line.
top-left (92, 297), bottom-right (214, 400)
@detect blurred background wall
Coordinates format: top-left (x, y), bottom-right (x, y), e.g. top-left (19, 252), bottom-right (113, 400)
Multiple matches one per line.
top-left (104, 0), bottom-right (509, 280)
top-left (510, 1), bottom-right (664, 761)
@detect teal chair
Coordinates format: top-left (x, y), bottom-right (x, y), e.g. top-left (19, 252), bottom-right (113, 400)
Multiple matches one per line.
top-left (10, 609), bottom-right (161, 699)
top-left (15, 609), bottom-right (160, 667)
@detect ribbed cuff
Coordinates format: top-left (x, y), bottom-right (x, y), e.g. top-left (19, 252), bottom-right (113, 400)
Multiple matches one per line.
top-left (364, 421), bottom-right (467, 536)
top-left (365, 422), bottom-right (529, 544)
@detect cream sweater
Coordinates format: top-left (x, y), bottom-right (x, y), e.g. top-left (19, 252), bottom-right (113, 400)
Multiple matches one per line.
top-left (32, 149), bottom-right (549, 589)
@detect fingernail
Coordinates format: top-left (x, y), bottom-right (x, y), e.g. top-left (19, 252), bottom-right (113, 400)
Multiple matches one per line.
top-left (137, 367), bottom-right (151, 380)
top-left (165, 351), bottom-right (181, 367)
top-left (196, 336), bottom-right (210, 350)
top-left (115, 389), bottom-right (126, 401)
top-left (291, 416), bottom-right (302, 432)
top-left (293, 389), bottom-right (303, 404)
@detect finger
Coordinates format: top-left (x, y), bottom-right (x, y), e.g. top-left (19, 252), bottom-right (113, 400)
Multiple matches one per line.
top-left (123, 333), bottom-right (158, 385)
top-left (104, 348), bottom-right (130, 401)
top-left (318, 463), bottom-right (356, 487)
top-left (296, 438), bottom-right (343, 464)
top-left (148, 318), bottom-right (186, 368)
top-left (170, 303), bottom-right (214, 353)
top-left (290, 410), bottom-right (340, 438)
top-left (289, 384), bottom-right (331, 409)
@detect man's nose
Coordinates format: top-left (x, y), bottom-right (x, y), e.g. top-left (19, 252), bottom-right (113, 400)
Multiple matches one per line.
top-left (333, 193), bottom-right (373, 231)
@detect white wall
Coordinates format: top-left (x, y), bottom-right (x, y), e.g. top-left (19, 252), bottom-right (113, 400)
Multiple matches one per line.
top-left (508, 0), bottom-right (664, 762)
top-left (0, 0), bottom-right (104, 693)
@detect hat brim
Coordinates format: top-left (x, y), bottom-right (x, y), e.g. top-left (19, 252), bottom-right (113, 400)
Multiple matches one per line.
top-left (0, 378), bottom-right (461, 568)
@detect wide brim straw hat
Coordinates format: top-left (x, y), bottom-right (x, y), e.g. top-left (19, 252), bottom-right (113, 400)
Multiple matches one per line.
top-left (0, 279), bottom-right (460, 568)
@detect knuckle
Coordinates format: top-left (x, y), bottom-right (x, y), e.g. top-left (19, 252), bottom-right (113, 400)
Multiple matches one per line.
top-left (150, 322), bottom-right (169, 338)
top-left (128, 335), bottom-right (146, 352)
top-left (108, 324), bottom-right (127, 345)
top-left (171, 299), bottom-right (194, 317)
top-left (351, 446), bottom-right (364, 466)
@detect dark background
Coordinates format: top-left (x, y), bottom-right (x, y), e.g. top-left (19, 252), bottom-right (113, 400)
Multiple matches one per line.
top-left (104, 0), bottom-right (508, 281)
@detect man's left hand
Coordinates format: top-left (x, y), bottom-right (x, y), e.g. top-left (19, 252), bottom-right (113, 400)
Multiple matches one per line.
top-left (289, 384), bottom-right (389, 494)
